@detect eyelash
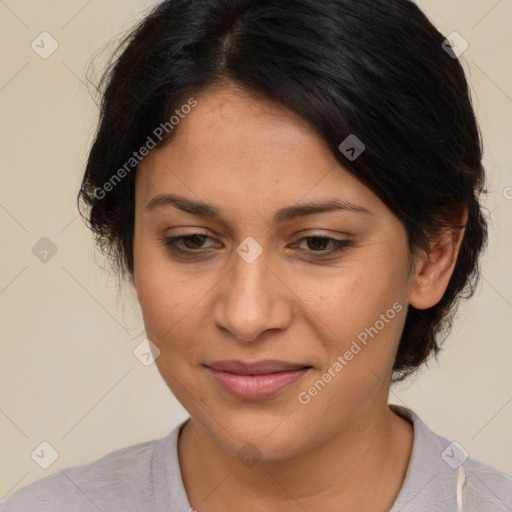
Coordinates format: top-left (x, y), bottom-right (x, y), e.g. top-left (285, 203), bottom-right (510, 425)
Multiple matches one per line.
top-left (162, 234), bottom-right (351, 258)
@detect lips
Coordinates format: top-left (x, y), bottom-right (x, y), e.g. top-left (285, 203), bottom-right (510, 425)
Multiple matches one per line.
top-left (205, 360), bottom-right (312, 400)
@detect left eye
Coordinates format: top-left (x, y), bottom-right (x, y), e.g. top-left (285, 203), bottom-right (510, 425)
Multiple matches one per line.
top-left (163, 234), bottom-right (351, 257)
top-left (292, 236), bottom-right (350, 253)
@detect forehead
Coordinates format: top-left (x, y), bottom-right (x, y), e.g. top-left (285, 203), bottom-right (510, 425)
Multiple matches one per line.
top-left (151, 86), bottom-right (333, 171)
top-left (135, 85), bottom-right (382, 218)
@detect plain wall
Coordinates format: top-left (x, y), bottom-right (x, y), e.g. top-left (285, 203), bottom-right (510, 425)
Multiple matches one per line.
top-left (1, 0), bottom-right (511, 500)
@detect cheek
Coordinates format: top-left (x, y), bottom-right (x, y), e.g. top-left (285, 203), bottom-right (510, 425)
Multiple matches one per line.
top-left (135, 266), bottom-right (208, 404)
top-left (303, 261), bottom-right (406, 341)
top-left (293, 266), bottom-right (407, 431)
top-left (297, 254), bottom-right (409, 398)
top-left (133, 243), bottom-right (219, 365)
top-left (136, 268), bottom-right (204, 341)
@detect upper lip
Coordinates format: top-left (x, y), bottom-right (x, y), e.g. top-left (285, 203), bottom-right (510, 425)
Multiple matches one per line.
top-left (206, 360), bottom-right (311, 375)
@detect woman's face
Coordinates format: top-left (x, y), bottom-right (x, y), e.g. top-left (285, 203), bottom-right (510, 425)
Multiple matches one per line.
top-left (133, 85), bottom-right (418, 460)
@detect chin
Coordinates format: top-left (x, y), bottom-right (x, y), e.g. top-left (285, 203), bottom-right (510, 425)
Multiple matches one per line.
top-left (201, 408), bottom-right (317, 462)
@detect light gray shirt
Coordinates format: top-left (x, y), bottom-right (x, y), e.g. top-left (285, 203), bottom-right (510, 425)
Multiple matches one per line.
top-left (2, 405), bottom-right (511, 511)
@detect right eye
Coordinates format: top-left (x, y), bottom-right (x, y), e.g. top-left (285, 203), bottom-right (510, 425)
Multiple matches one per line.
top-left (162, 233), bottom-right (219, 255)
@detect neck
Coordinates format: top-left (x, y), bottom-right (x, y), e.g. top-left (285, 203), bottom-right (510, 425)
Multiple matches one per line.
top-left (178, 402), bottom-right (413, 512)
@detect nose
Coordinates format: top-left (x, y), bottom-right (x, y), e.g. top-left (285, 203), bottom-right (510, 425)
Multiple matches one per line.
top-left (212, 248), bottom-right (293, 342)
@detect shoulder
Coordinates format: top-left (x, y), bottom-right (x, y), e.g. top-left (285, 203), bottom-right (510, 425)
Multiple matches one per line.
top-left (0, 437), bottom-right (163, 512)
top-left (390, 404), bottom-right (512, 511)
top-left (462, 455), bottom-right (512, 510)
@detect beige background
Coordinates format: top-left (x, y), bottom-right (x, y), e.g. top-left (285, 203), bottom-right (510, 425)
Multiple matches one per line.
top-left (1, 0), bottom-right (511, 500)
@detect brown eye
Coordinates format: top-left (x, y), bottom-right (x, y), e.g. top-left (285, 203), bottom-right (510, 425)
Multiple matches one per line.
top-left (162, 234), bottom-right (351, 259)
top-left (163, 233), bottom-right (217, 255)
top-left (294, 236), bottom-right (351, 255)
top-left (305, 237), bottom-right (332, 251)
top-left (180, 234), bottom-right (208, 249)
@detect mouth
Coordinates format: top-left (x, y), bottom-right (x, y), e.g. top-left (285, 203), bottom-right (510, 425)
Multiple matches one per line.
top-left (205, 360), bottom-right (312, 400)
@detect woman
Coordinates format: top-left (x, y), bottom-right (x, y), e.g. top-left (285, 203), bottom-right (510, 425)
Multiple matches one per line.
top-left (2, 0), bottom-right (511, 510)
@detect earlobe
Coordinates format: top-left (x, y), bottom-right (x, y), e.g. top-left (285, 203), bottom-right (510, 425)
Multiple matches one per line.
top-left (409, 210), bottom-right (467, 310)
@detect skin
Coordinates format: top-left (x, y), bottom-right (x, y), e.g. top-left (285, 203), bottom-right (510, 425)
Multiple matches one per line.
top-left (132, 84), bottom-right (466, 511)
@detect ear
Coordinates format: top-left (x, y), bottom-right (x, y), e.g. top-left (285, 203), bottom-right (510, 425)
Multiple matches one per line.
top-left (409, 209), bottom-right (468, 310)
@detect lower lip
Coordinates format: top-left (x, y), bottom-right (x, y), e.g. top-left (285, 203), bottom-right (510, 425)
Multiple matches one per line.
top-left (207, 367), bottom-right (310, 400)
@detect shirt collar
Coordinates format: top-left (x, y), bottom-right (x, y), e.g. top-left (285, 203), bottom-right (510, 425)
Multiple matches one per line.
top-left (153, 406), bottom-right (461, 511)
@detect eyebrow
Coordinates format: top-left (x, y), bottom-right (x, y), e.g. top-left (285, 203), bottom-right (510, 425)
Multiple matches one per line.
top-left (145, 193), bottom-right (371, 223)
